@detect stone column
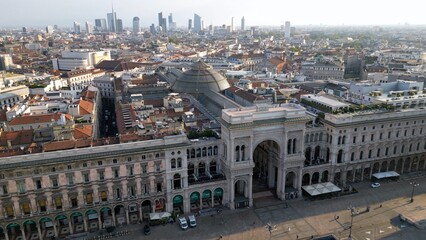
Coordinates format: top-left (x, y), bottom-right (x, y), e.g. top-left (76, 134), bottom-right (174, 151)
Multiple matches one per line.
top-left (98, 217), bottom-right (102, 230)
top-left (29, 196), bottom-right (37, 214)
top-left (136, 177), bottom-right (142, 196)
top-left (139, 206), bottom-right (143, 222)
top-left (112, 210), bottom-right (117, 226)
top-left (20, 227), bottom-right (27, 240)
top-left (229, 178), bottom-right (235, 210)
top-left (83, 217), bottom-right (88, 232)
top-left (68, 220), bottom-right (74, 234)
top-left (125, 209), bottom-right (130, 224)
top-left (248, 174), bottom-right (253, 207)
top-left (53, 222), bottom-right (58, 237)
top-left (4, 230), bottom-right (9, 240)
top-left (36, 224), bottom-right (43, 240)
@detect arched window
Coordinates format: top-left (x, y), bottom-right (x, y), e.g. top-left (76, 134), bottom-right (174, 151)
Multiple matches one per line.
top-left (342, 136), bottom-right (346, 145)
top-left (401, 145), bottom-right (405, 154)
top-left (171, 158), bottom-right (176, 169)
top-left (292, 138), bottom-right (297, 154)
top-left (305, 134), bottom-right (309, 143)
top-left (187, 149), bottom-right (190, 159)
top-left (235, 146), bottom-right (240, 162)
top-left (338, 136), bottom-right (342, 145)
top-left (409, 144), bottom-right (412, 152)
top-left (310, 134), bottom-right (314, 142)
top-left (359, 151), bottom-right (363, 160)
top-left (351, 152), bottom-right (355, 161)
top-left (337, 150), bottom-right (344, 163)
top-left (177, 158), bottom-right (182, 168)
top-left (417, 142), bottom-right (420, 151)
top-left (241, 145), bottom-right (245, 161)
top-left (208, 146), bottom-right (212, 156)
top-left (196, 148), bottom-right (201, 158)
top-left (209, 161), bottom-right (217, 174)
top-left (329, 136), bottom-right (333, 144)
top-left (173, 174), bottom-right (181, 189)
top-left (191, 149), bottom-right (195, 158)
top-left (198, 162), bottom-right (206, 176)
top-left (213, 146), bottom-right (218, 155)
top-left (202, 147), bottom-right (207, 157)
top-left (377, 148), bottom-right (381, 157)
top-left (287, 139), bottom-right (292, 154)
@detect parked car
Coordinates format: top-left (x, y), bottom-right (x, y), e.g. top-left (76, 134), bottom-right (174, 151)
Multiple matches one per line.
top-left (187, 215), bottom-right (197, 228)
top-left (143, 225), bottom-right (151, 235)
top-left (178, 216), bottom-right (188, 230)
top-left (371, 182), bottom-right (381, 188)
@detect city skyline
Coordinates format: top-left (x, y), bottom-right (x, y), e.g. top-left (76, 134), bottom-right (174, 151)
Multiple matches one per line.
top-left (1, 0), bottom-right (426, 28)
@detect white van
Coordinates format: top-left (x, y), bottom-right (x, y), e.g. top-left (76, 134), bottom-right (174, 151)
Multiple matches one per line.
top-left (178, 217), bottom-right (188, 230)
top-left (187, 215), bottom-right (197, 228)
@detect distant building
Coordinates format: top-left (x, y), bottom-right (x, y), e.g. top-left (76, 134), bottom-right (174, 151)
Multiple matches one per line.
top-left (188, 19), bottom-right (192, 30)
top-left (285, 21), bottom-right (291, 39)
top-left (194, 14), bottom-right (202, 33)
top-left (133, 16), bottom-right (140, 33)
top-left (73, 22), bottom-right (81, 34)
top-left (241, 16), bottom-right (245, 31)
top-left (231, 17), bottom-right (234, 33)
top-left (0, 54), bottom-right (13, 71)
top-left (107, 6), bottom-right (117, 32)
top-left (52, 50), bottom-right (111, 71)
top-left (85, 22), bottom-right (93, 34)
top-left (116, 19), bottom-right (123, 33)
top-left (95, 19), bottom-right (107, 32)
top-left (150, 24), bottom-right (156, 34)
top-left (45, 25), bottom-right (54, 34)
top-left (301, 61), bottom-right (344, 80)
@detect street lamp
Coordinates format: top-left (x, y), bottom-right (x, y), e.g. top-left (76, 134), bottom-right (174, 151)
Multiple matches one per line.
top-left (265, 223), bottom-right (277, 240)
top-left (410, 182), bottom-right (420, 203)
top-left (348, 206), bottom-right (357, 240)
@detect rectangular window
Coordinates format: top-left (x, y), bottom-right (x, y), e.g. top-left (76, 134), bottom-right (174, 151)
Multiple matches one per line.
top-left (412, 129), bottom-right (415, 135)
top-left (156, 182), bottom-right (162, 192)
top-left (362, 135), bottom-right (365, 142)
top-left (143, 184), bottom-right (149, 194)
top-left (67, 175), bottom-right (74, 185)
top-left (142, 164), bottom-right (147, 174)
top-left (353, 136), bottom-right (356, 144)
top-left (128, 157), bottom-right (132, 162)
top-left (371, 134), bottom-right (374, 141)
top-left (98, 171), bottom-right (105, 181)
top-left (127, 166), bottom-right (134, 176)
top-left (404, 130), bottom-right (407, 137)
top-left (17, 182), bottom-right (26, 193)
top-left (83, 173), bottom-right (90, 183)
top-left (36, 180), bottom-right (42, 189)
top-left (388, 132), bottom-right (391, 139)
top-left (396, 131), bottom-right (399, 137)
top-left (368, 150), bottom-right (372, 158)
top-left (0, 185), bottom-right (8, 195)
top-left (385, 147), bottom-right (389, 156)
top-left (156, 163), bottom-right (161, 172)
top-left (393, 146), bottom-right (397, 154)
top-left (100, 191), bottom-right (108, 201)
top-left (114, 169), bottom-right (119, 178)
top-left (51, 178), bottom-right (58, 188)
top-left (85, 193), bottom-right (93, 204)
top-left (98, 161), bottom-right (103, 166)
top-left (379, 133), bottom-right (383, 140)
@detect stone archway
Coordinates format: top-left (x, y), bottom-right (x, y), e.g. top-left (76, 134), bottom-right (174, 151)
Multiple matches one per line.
top-left (6, 223), bottom-right (22, 240)
top-left (114, 205), bottom-right (126, 226)
top-left (173, 195), bottom-right (184, 214)
top-left (253, 140), bottom-right (280, 193)
top-left (70, 212), bottom-right (84, 233)
top-left (372, 162), bottom-right (380, 174)
top-left (141, 200), bottom-right (152, 220)
top-left (381, 161), bottom-right (388, 172)
top-left (55, 214), bottom-right (70, 237)
top-left (312, 172), bottom-right (320, 184)
top-left (321, 170), bottom-right (329, 182)
top-left (234, 179), bottom-right (249, 209)
top-left (302, 173), bottom-right (310, 186)
top-left (23, 220), bottom-right (37, 240)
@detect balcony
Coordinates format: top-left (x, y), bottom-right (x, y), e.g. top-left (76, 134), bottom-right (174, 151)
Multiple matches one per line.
top-left (188, 172), bottom-right (226, 186)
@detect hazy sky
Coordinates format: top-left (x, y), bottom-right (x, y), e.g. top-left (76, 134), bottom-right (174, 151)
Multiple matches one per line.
top-left (1, 0), bottom-right (425, 28)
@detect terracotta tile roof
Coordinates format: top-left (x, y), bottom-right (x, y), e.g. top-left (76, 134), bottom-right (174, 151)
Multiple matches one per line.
top-left (43, 140), bottom-right (75, 152)
top-left (0, 129), bottom-right (33, 147)
top-left (268, 57), bottom-right (285, 66)
top-left (75, 139), bottom-right (92, 148)
top-left (226, 86), bottom-right (265, 103)
top-left (79, 100), bottom-right (94, 115)
top-left (8, 113), bottom-right (62, 126)
top-left (74, 124), bottom-right (93, 139)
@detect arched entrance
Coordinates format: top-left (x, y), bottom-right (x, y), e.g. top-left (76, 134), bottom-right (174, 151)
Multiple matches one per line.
top-left (214, 188), bottom-right (223, 206)
top-left (99, 207), bottom-right (112, 228)
top-left (23, 220), bottom-right (37, 240)
top-left (202, 190), bottom-right (213, 209)
top-left (381, 161), bottom-right (388, 172)
top-left (372, 162), bottom-right (380, 174)
top-left (321, 170), bottom-right (329, 182)
top-left (0, 227), bottom-right (5, 240)
top-left (403, 158), bottom-right (411, 173)
top-left (396, 159), bottom-right (403, 173)
top-left (128, 203), bottom-right (139, 224)
top-left (39, 217), bottom-right (55, 238)
top-left (6, 223), bottom-right (22, 240)
top-left (234, 179), bottom-right (249, 208)
top-left (173, 195), bottom-right (184, 213)
top-left (114, 205), bottom-right (126, 226)
top-left (285, 172), bottom-right (298, 199)
top-left (70, 212), bottom-right (84, 233)
top-left (389, 160), bottom-right (396, 172)
top-left (190, 192), bottom-right (201, 213)
top-left (55, 214), bottom-right (70, 237)
top-left (302, 173), bottom-right (310, 186)
top-left (141, 200), bottom-right (152, 221)
top-left (312, 172), bottom-right (320, 184)
top-left (253, 140), bottom-right (280, 193)
top-left (86, 209), bottom-right (99, 232)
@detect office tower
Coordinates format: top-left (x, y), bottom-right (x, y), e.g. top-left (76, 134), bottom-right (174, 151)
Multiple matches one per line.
top-left (54, 25), bottom-right (59, 30)
top-left (95, 19), bottom-right (107, 32)
top-left (168, 13), bottom-right (175, 30)
top-left (285, 21), bottom-right (291, 39)
top-left (73, 22), bottom-right (81, 34)
top-left (22, 27), bottom-right (27, 33)
top-left (85, 22), bottom-right (93, 34)
top-left (107, 5), bottom-right (117, 32)
top-left (133, 17), bottom-right (140, 33)
top-left (150, 24), bottom-right (156, 34)
top-left (188, 19), bottom-right (192, 30)
top-left (116, 19), bottom-right (123, 33)
top-left (231, 17), bottom-right (234, 33)
top-left (194, 14), bottom-right (202, 33)
top-left (241, 16), bottom-right (245, 31)
top-left (46, 25), bottom-right (54, 34)
top-left (158, 12), bottom-right (163, 28)
top-left (161, 18), bottom-right (167, 32)
top-left (0, 54), bottom-right (13, 71)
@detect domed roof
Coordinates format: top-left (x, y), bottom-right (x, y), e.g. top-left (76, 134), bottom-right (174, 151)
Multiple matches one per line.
top-left (171, 61), bottom-right (230, 93)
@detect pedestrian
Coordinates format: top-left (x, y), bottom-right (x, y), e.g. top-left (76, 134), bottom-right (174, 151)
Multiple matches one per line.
top-left (380, 204), bottom-right (382, 208)
top-left (297, 235), bottom-right (299, 239)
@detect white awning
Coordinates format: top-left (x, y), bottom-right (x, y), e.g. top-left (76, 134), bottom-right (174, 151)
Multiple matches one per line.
top-left (372, 171), bottom-right (400, 179)
top-left (149, 212), bottom-right (171, 220)
top-left (302, 182), bottom-right (341, 196)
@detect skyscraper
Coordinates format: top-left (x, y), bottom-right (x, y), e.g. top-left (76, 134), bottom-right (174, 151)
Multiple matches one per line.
top-left (241, 16), bottom-right (245, 31)
top-left (150, 24), bottom-right (156, 34)
top-left (158, 12), bottom-right (163, 28)
top-left (168, 13), bottom-right (176, 30)
top-left (194, 14), bottom-right (202, 33)
top-left (46, 26), bottom-right (54, 34)
top-left (85, 22), bottom-right (93, 34)
top-left (95, 19), bottom-right (107, 32)
top-left (188, 19), bottom-right (192, 30)
top-left (231, 17), bottom-right (234, 33)
top-left (285, 21), bottom-right (291, 39)
top-left (116, 19), bottom-right (123, 33)
top-left (133, 17), bottom-right (140, 33)
top-left (107, 5), bottom-right (117, 32)
top-left (73, 22), bottom-right (81, 34)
